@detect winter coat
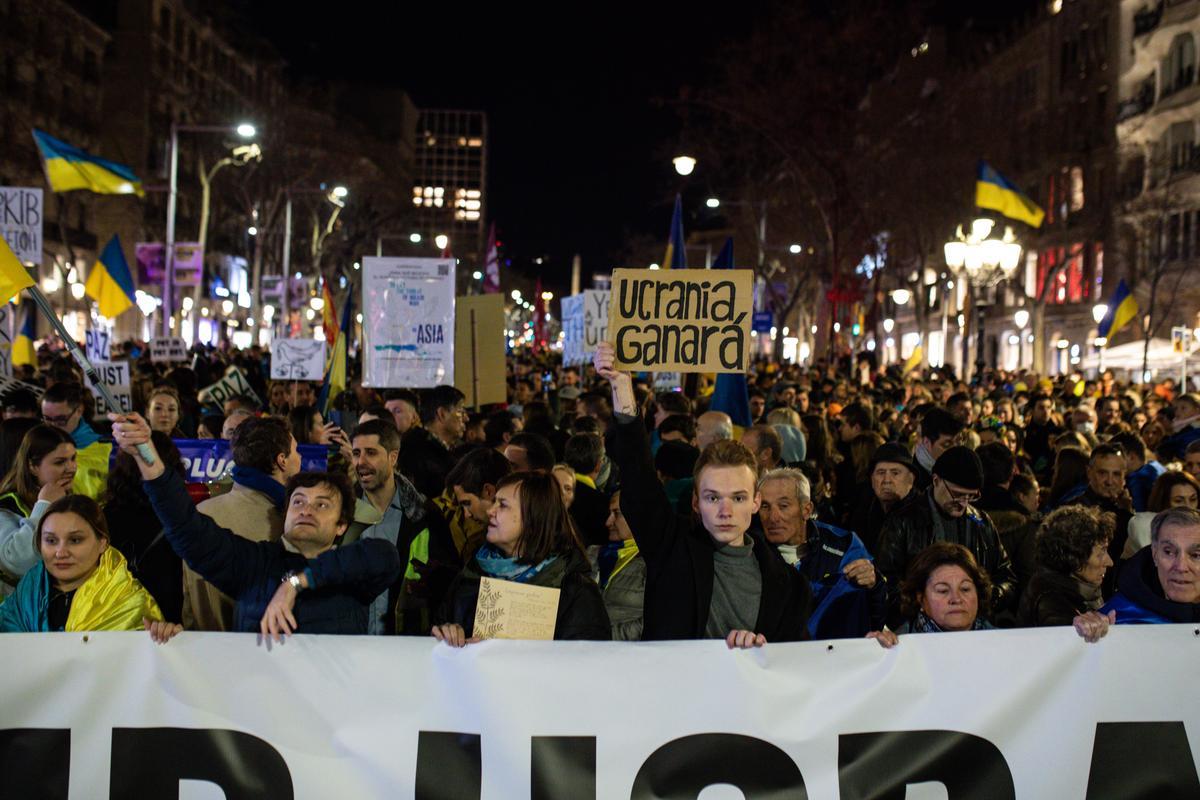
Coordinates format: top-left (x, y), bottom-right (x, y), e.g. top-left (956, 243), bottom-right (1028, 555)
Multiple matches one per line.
top-left (1019, 568), bottom-right (1104, 627)
top-left (1064, 488), bottom-right (1132, 599)
top-left (105, 496), bottom-right (183, 623)
top-left (1102, 546), bottom-right (1200, 624)
top-left (398, 427), bottom-right (455, 501)
top-left (0, 496), bottom-right (51, 598)
top-left (790, 520), bottom-right (887, 639)
top-left (144, 468), bottom-right (401, 634)
top-left (611, 416), bottom-right (812, 642)
top-left (876, 490), bottom-right (1018, 628)
top-left (976, 486), bottom-right (1039, 617)
top-left (436, 546), bottom-right (611, 641)
top-left (598, 544), bottom-right (646, 641)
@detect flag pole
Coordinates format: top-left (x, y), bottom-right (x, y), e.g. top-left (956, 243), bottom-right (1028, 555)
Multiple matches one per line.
top-left (25, 287), bottom-right (156, 464)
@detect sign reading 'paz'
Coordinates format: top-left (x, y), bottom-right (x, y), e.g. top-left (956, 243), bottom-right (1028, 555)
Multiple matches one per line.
top-left (607, 268), bottom-right (754, 373)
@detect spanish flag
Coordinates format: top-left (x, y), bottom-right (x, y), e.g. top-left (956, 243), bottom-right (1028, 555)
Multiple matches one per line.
top-left (84, 235), bottom-right (136, 318)
top-left (975, 161), bottom-right (1044, 228)
top-left (0, 236), bottom-right (34, 305)
top-left (661, 194), bottom-right (686, 270)
top-left (321, 281), bottom-right (338, 347)
top-left (12, 303), bottom-right (36, 368)
top-left (1098, 278), bottom-right (1139, 340)
top-left (32, 129), bottom-right (144, 197)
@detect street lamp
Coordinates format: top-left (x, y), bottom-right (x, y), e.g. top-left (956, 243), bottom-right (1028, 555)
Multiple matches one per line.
top-left (164, 121), bottom-right (257, 335)
top-left (705, 197), bottom-right (720, 208)
top-left (1014, 309), bottom-right (1030, 369)
top-left (672, 155), bottom-right (697, 176)
top-left (788, 243), bottom-right (802, 254)
top-left (409, 233), bottom-right (422, 244)
top-left (434, 234), bottom-right (449, 251)
top-left (1092, 303), bottom-right (1110, 372)
top-left (943, 218), bottom-right (1023, 381)
top-left (891, 288), bottom-right (912, 306)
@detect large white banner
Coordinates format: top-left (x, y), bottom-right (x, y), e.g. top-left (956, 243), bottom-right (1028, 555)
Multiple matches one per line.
top-left (0, 628), bottom-right (1196, 798)
top-left (362, 257), bottom-right (455, 388)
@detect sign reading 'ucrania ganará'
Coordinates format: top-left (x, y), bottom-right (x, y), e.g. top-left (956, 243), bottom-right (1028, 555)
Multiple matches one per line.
top-left (362, 257), bottom-right (455, 388)
top-left (607, 268), bottom-right (753, 373)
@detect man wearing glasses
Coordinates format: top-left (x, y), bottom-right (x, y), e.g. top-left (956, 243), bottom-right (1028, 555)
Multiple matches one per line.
top-left (40, 382), bottom-right (111, 500)
top-left (876, 446), bottom-right (1017, 628)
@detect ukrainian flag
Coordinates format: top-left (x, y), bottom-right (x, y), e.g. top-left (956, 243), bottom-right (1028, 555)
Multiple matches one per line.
top-left (318, 290), bottom-right (352, 415)
top-left (0, 236), bottom-right (34, 305)
top-left (1098, 279), bottom-right (1139, 340)
top-left (707, 238), bottom-right (753, 428)
top-left (84, 235), bottom-right (136, 318)
top-left (12, 303), bottom-right (36, 368)
top-left (975, 161), bottom-right (1044, 228)
top-left (661, 194), bottom-right (686, 270)
top-left (32, 129), bottom-right (144, 197)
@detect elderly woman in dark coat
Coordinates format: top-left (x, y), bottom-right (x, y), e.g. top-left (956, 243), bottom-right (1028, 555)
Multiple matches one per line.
top-left (1020, 505), bottom-right (1116, 641)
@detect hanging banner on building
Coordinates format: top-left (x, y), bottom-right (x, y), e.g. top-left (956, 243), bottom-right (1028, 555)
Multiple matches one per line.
top-left (270, 338), bottom-right (327, 381)
top-left (562, 289), bottom-right (610, 366)
top-left (608, 268), bottom-right (753, 373)
top-left (362, 257), bottom-right (455, 388)
top-left (85, 360), bottom-right (131, 414)
top-left (198, 366), bottom-right (261, 408)
top-left (0, 186), bottom-right (42, 264)
top-left (454, 293), bottom-right (506, 407)
top-left (168, 438), bottom-right (328, 481)
top-left (135, 242), bottom-right (204, 287)
top-left (0, 628), bottom-right (1196, 799)
top-left (149, 337), bottom-right (188, 363)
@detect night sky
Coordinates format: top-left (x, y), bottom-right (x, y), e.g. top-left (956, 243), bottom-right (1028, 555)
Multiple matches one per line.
top-left (239, 2), bottom-right (754, 292)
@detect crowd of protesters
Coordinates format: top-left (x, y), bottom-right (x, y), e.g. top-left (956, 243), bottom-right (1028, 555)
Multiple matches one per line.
top-left (0, 337), bottom-right (1197, 649)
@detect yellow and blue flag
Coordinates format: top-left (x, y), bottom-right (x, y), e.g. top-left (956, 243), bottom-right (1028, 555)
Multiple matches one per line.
top-left (318, 290), bottom-right (352, 415)
top-left (1098, 279), bottom-right (1139, 340)
top-left (662, 194), bottom-right (687, 270)
top-left (84, 235), bottom-right (136, 318)
top-left (975, 161), bottom-right (1044, 228)
top-left (32, 129), bottom-right (144, 197)
top-left (708, 239), bottom-right (753, 428)
top-left (0, 236), bottom-right (34, 305)
top-left (12, 303), bottom-right (36, 368)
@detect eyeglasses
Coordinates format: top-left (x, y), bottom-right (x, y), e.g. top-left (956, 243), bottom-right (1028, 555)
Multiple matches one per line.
top-left (42, 412), bottom-right (77, 426)
top-left (936, 477), bottom-right (979, 504)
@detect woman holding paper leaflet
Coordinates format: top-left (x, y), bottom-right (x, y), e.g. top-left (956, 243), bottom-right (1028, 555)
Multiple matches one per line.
top-left (431, 471), bottom-right (610, 645)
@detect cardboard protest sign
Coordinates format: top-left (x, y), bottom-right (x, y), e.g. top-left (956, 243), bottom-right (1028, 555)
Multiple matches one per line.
top-left (270, 338), bottom-right (327, 381)
top-left (472, 577), bottom-right (560, 641)
top-left (86, 361), bottom-right (131, 414)
top-left (198, 367), bottom-right (261, 408)
top-left (149, 337), bottom-right (188, 363)
top-left (607, 268), bottom-right (753, 373)
top-left (0, 187), bottom-right (42, 264)
top-left (454, 294), bottom-right (506, 407)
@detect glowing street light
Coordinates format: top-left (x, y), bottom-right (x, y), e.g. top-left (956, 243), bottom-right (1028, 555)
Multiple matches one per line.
top-left (891, 289), bottom-right (911, 305)
top-left (409, 233), bottom-right (422, 243)
top-left (236, 123), bottom-right (257, 138)
top-left (788, 244), bottom-right (802, 254)
top-left (706, 197), bottom-right (720, 208)
top-left (672, 155), bottom-right (697, 176)
top-left (1092, 303), bottom-right (1109, 324)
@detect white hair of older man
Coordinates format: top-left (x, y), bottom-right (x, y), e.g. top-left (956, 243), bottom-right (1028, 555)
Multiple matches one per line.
top-left (758, 467), bottom-right (810, 503)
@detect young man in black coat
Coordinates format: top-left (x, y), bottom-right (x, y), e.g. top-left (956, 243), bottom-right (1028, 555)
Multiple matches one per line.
top-left (595, 344), bottom-right (811, 648)
top-left (110, 412), bottom-right (401, 638)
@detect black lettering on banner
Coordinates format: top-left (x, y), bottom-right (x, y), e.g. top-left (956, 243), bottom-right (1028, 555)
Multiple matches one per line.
top-left (416, 731), bottom-right (481, 800)
top-left (532, 736), bottom-right (596, 800)
top-left (838, 730), bottom-right (1015, 800)
top-left (630, 733), bottom-right (807, 800)
top-left (1085, 722), bottom-right (1200, 798)
top-left (0, 728), bottom-right (70, 799)
top-left (109, 727), bottom-right (293, 799)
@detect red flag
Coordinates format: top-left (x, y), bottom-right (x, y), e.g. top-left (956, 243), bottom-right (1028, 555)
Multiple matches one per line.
top-left (321, 280), bottom-right (338, 347)
top-left (483, 222), bottom-right (500, 293)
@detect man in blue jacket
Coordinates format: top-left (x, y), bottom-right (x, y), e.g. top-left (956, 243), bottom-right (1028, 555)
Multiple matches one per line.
top-left (110, 412), bottom-right (401, 639)
top-left (1103, 506), bottom-right (1200, 624)
top-left (758, 468), bottom-right (886, 638)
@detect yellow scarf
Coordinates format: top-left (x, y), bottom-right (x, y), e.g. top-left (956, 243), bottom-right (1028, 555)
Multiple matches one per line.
top-left (609, 539), bottom-right (641, 583)
top-left (574, 473), bottom-right (596, 490)
top-left (67, 547), bottom-right (164, 631)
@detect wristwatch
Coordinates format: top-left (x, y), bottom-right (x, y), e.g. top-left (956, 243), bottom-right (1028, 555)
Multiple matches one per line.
top-left (281, 571), bottom-right (304, 591)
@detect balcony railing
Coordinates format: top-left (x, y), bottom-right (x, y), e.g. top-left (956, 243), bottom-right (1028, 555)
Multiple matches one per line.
top-left (1135, 1), bottom-right (1165, 36)
top-left (1117, 75), bottom-right (1157, 121)
top-left (1161, 65), bottom-right (1196, 101)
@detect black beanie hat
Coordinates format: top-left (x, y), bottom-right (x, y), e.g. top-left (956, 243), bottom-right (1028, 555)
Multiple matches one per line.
top-left (932, 446), bottom-right (984, 491)
top-left (869, 442), bottom-right (918, 477)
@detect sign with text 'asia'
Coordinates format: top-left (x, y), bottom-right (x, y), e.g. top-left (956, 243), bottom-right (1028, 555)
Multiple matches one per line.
top-left (608, 268), bottom-right (753, 373)
top-left (361, 257), bottom-right (455, 388)
top-left (0, 186), bottom-right (42, 264)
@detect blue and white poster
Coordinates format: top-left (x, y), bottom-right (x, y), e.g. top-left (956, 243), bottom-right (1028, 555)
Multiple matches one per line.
top-left (167, 439), bottom-right (328, 482)
top-left (361, 257), bottom-right (455, 388)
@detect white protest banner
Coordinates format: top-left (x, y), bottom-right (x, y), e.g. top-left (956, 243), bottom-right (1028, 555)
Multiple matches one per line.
top-left (1, 628), bottom-right (1196, 798)
top-left (653, 371), bottom-right (682, 392)
top-left (608, 268), bottom-right (753, 373)
top-left (85, 328), bottom-right (111, 363)
top-left (198, 366), bottom-right (261, 408)
top-left (0, 186), bottom-right (43, 264)
top-left (85, 360), bottom-right (131, 414)
top-left (562, 290), bottom-right (610, 367)
top-left (149, 337), bottom-right (188, 363)
top-left (362, 257), bottom-right (455, 388)
top-left (0, 302), bottom-right (14, 377)
top-left (270, 338), bottom-right (327, 381)
top-left (561, 293), bottom-right (585, 366)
